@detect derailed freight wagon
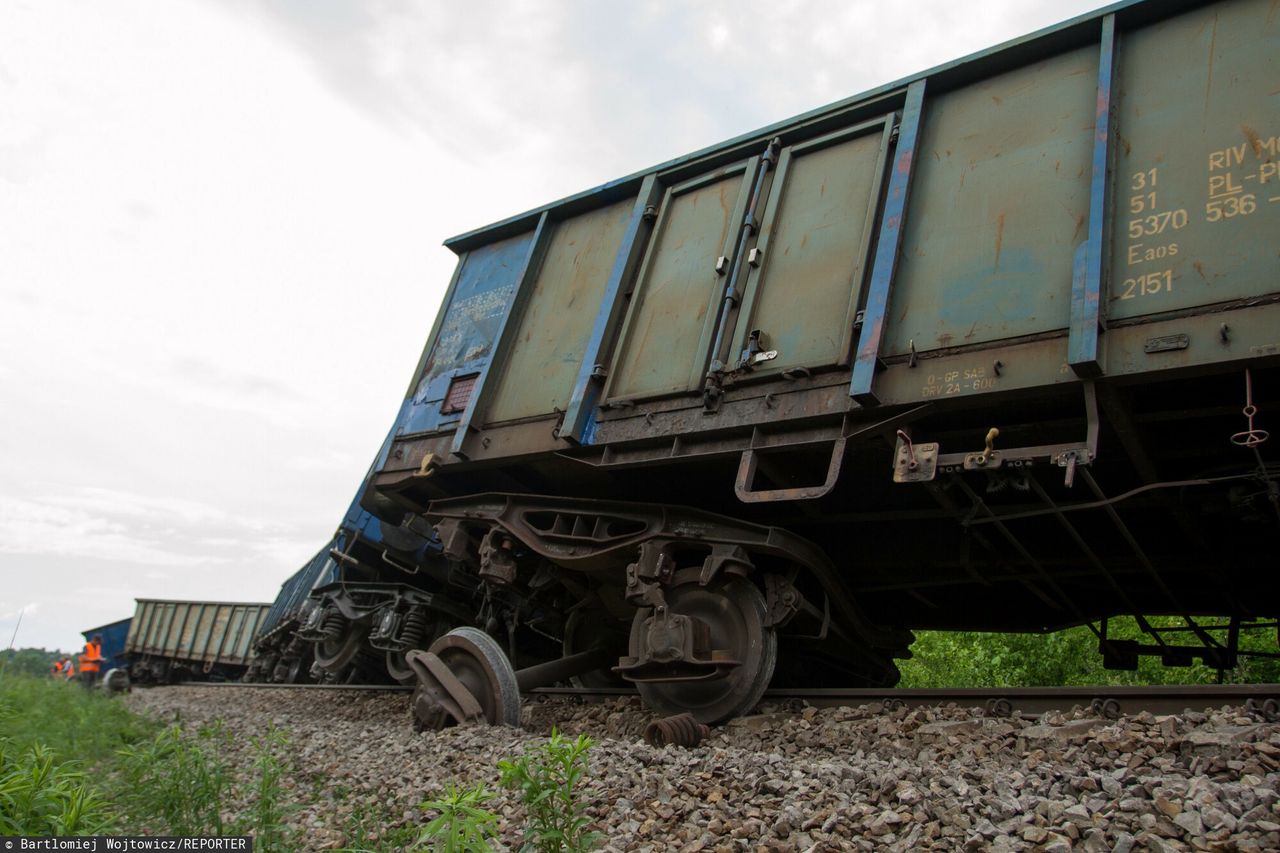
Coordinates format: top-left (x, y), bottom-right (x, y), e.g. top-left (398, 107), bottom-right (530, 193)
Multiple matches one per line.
top-left (362, 0), bottom-right (1279, 724)
top-left (245, 548), bottom-right (336, 683)
top-left (125, 599), bottom-right (270, 683)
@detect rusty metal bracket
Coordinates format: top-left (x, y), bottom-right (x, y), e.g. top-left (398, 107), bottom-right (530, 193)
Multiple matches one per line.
top-left (477, 529), bottom-right (517, 585)
top-left (963, 428), bottom-right (1003, 471)
top-left (698, 544), bottom-right (753, 586)
top-left (893, 430), bottom-right (938, 483)
top-left (735, 437), bottom-right (847, 503)
top-left (625, 541), bottom-right (676, 607)
top-left (614, 607), bottom-right (740, 683)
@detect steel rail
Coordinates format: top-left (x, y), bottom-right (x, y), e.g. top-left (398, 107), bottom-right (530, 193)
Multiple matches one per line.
top-left (176, 682), bottom-right (1280, 717)
top-left (179, 681), bottom-right (413, 692)
top-left (528, 684), bottom-right (1280, 718)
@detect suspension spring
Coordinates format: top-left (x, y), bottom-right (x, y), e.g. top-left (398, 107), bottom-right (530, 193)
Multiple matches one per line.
top-left (399, 608), bottom-right (429, 648)
top-left (320, 610), bottom-right (347, 639)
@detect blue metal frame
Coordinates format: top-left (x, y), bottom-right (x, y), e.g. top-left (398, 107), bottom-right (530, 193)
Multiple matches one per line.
top-left (1069, 14), bottom-right (1117, 378)
top-left (561, 175), bottom-right (660, 445)
top-left (449, 212), bottom-right (552, 458)
top-left (850, 79), bottom-right (926, 405)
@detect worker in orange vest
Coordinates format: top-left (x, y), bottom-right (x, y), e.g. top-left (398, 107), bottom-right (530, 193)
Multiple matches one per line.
top-left (52, 658), bottom-right (63, 678)
top-left (60, 657), bottom-right (75, 680)
top-left (78, 635), bottom-right (104, 687)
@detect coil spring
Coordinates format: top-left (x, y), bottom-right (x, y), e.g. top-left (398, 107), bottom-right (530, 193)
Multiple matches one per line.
top-left (320, 610), bottom-right (347, 639)
top-left (643, 713), bottom-right (710, 748)
top-left (399, 609), bottom-right (429, 647)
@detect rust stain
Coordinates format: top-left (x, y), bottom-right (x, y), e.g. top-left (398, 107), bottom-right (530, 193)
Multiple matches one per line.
top-left (994, 214), bottom-right (1005, 271)
top-left (991, 95), bottom-right (1003, 106)
top-left (1193, 261), bottom-right (1208, 282)
top-left (1242, 125), bottom-right (1264, 158)
top-left (1072, 213), bottom-right (1086, 242)
top-left (1268, 0), bottom-right (1278, 26)
top-left (1204, 13), bottom-right (1219, 122)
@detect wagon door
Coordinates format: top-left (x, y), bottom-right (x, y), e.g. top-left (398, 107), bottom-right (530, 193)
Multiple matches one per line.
top-left (725, 119), bottom-right (893, 378)
top-left (603, 160), bottom-right (757, 402)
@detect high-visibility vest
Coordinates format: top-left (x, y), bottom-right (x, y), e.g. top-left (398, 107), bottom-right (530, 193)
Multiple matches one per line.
top-left (79, 642), bottom-right (104, 674)
top-left (62, 661), bottom-right (75, 678)
top-left (52, 660), bottom-right (63, 676)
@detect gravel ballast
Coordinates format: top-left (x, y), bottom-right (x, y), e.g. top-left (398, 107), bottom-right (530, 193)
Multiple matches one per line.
top-left (127, 686), bottom-right (1280, 852)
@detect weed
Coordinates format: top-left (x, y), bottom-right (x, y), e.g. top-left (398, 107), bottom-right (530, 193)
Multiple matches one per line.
top-left (0, 740), bottom-right (114, 835)
top-left (415, 782), bottom-right (500, 853)
top-left (498, 729), bottom-right (601, 853)
top-left (114, 721), bottom-right (233, 835)
top-left (240, 725), bottom-right (297, 853)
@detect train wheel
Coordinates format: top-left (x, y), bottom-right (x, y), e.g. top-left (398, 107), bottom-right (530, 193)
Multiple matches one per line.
top-left (631, 576), bottom-right (777, 725)
top-left (411, 626), bottom-right (521, 729)
top-left (313, 620), bottom-right (364, 674)
top-left (563, 606), bottom-right (629, 688)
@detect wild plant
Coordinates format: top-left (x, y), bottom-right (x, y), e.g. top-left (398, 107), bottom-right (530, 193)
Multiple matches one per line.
top-left (415, 782), bottom-right (500, 853)
top-left (498, 729), bottom-right (601, 853)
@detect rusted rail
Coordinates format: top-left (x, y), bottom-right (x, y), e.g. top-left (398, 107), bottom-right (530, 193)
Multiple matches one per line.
top-left (176, 681), bottom-right (1280, 719)
top-left (180, 681), bottom-right (412, 692)
top-left (529, 684), bottom-right (1280, 718)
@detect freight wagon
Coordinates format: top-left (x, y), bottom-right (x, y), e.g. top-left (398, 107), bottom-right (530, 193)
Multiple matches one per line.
top-left (125, 599), bottom-right (270, 683)
top-left (274, 462), bottom-right (480, 685)
top-left (325, 0), bottom-right (1279, 726)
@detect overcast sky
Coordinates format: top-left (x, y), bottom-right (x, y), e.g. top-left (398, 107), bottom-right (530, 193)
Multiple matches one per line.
top-left (0, 0), bottom-right (1109, 653)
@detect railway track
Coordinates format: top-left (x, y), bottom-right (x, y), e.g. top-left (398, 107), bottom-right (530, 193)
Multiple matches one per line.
top-left (181, 681), bottom-right (1280, 719)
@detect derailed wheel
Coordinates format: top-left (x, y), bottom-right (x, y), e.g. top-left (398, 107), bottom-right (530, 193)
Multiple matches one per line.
top-left (630, 576), bottom-right (776, 725)
top-left (410, 626), bottom-right (521, 729)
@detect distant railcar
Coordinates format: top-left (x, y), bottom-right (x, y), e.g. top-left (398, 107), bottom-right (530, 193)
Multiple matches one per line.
top-left (340, 0), bottom-right (1280, 725)
top-left (125, 599), bottom-right (270, 683)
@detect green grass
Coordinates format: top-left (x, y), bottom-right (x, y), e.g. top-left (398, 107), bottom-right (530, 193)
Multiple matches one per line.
top-left (0, 675), bottom-right (299, 845)
top-left (0, 670), bottom-right (155, 763)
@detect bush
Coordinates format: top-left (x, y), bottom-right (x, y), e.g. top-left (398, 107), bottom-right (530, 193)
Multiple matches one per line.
top-left (898, 616), bottom-right (1280, 688)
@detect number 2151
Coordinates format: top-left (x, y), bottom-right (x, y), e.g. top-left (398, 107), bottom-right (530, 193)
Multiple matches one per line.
top-left (1120, 269), bottom-right (1173, 300)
